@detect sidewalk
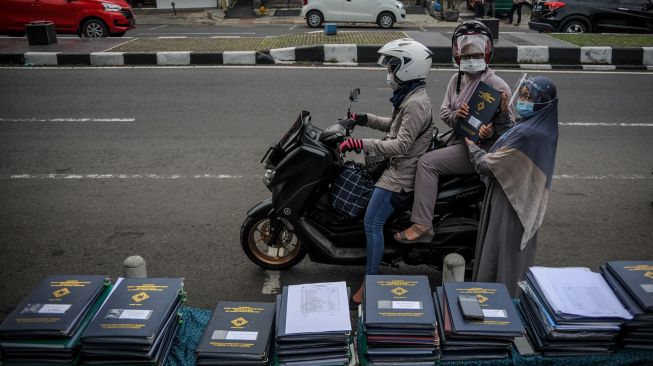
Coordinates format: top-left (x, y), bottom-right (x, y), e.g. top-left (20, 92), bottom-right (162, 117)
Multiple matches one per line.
top-left (0, 10), bottom-right (651, 69)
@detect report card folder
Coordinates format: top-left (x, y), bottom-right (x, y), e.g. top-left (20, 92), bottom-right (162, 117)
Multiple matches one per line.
top-left (455, 81), bottom-right (502, 143)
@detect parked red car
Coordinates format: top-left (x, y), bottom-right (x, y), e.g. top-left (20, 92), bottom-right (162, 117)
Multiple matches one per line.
top-left (0, 0), bottom-right (135, 37)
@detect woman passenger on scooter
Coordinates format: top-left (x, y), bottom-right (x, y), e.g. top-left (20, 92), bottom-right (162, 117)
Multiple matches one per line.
top-left (466, 76), bottom-right (559, 297)
top-left (394, 20), bottom-right (515, 244)
top-left (339, 39), bottom-right (434, 305)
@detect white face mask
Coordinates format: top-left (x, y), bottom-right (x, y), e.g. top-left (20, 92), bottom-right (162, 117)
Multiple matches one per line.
top-left (460, 58), bottom-right (487, 74)
top-left (387, 73), bottom-right (399, 90)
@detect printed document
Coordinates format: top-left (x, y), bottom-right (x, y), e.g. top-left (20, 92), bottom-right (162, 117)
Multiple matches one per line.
top-left (285, 281), bottom-right (351, 334)
top-left (530, 267), bottom-right (632, 319)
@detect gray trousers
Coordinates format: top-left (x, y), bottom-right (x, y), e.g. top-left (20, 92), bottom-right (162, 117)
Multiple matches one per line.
top-left (411, 142), bottom-right (475, 227)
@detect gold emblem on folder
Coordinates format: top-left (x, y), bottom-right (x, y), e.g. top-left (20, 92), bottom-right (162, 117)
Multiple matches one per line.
top-left (391, 287), bottom-right (408, 296)
top-left (132, 292), bottom-right (150, 302)
top-left (477, 101), bottom-right (485, 111)
top-left (52, 288), bottom-right (70, 298)
top-left (231, 317), bottom-right (248, 327)
top-left (477, 294), bottom-right (489, 304)
top-left (644, 271), bottom-right (653, 280)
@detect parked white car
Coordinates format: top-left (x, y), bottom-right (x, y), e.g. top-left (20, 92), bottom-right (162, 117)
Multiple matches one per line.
top-left (300, 0), bottom-right (407, 29)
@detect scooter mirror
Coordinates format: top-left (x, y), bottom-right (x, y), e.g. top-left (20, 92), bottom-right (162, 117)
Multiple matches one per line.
top-left (349, 88), bottom-right (360, 103)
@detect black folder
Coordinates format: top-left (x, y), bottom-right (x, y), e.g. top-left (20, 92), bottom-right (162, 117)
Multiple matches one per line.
top-left (454, 81), bottom-right (502, 142)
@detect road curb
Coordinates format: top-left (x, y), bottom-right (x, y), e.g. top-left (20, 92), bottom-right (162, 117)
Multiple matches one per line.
top-left (2, 45), bottom-right (653, 68)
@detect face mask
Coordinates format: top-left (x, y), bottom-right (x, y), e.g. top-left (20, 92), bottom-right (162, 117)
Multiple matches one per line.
top-left (387, 73), bottom-right (399, 90)
top-left (460, 58), bottom-right (486, 74)
top-left (516, 100), bottom-right (536, 118)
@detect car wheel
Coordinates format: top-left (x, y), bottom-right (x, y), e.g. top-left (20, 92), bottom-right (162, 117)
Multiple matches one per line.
top-left (306, 10), bottom-right (323, 28)
top-left (377, 12), bottom-right (395, 29)
top-left (81, 18), bottom-right (109, 38)
top-left (561, 19), bottom-right (588, 33)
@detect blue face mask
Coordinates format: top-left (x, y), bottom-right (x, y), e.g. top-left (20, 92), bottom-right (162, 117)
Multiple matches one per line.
top-left (516, 100), bottom-right (536, 118)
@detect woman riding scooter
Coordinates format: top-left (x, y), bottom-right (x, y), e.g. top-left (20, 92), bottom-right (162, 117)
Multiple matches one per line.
top-left (394, 20), bottom-right (515, 244)
top-left (341, 38), bottom-right (434, 305)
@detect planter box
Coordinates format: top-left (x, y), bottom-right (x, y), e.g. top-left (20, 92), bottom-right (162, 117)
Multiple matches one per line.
top-left (25, 21), bottom-right (57, 45)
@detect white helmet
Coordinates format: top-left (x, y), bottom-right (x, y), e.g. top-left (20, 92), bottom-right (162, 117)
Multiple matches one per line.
top-left (377, 38), bottom-right (432, 83)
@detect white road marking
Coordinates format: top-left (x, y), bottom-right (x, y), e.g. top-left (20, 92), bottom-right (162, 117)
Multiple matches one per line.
top-left (559, 122), bottom-right (653, 127)
top-left (148, 25), bottom-right (168, 30)
top-left (0, 118), bottom-right (134, 122)
top-left (262, 270), bottom-right (281, 294)
top-left (420, 27), bottom-right (427, 32)
top-left (158, 36), bottom-right (187, 39)
top-left (553, 174), bottom-right (652, 180)
top-left (289, 25), bottom-right (297, 30)
top-left (210, 36), bottom-right (241, 38)
top-left (4, 173), bottom-right (650, 180)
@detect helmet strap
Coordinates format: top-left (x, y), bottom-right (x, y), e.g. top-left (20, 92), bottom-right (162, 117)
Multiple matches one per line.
top-left (455, 65), bottom-right (463, 95)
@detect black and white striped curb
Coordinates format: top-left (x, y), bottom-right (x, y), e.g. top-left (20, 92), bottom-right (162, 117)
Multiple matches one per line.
top-left (1, 44), bottom-right (652, 69)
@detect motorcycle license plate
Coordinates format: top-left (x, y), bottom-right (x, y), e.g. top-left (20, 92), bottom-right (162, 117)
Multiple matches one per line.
top-left (533, 3), bottom-right (543, 12)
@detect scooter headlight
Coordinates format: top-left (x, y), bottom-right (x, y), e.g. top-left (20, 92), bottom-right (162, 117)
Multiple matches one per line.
top-left (263, 169), bottom-right (276, 186)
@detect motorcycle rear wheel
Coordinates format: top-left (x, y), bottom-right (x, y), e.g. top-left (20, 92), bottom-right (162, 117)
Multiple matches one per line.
top-left (240, 216), bottom-right (307, 270)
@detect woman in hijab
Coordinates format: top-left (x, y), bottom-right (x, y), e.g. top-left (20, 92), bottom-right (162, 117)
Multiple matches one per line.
top-left (465, 75), bottom-right (559, 297)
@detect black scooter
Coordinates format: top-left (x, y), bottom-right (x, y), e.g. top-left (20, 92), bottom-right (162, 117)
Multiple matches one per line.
top-left (240, 89), bottom-right (485, 272)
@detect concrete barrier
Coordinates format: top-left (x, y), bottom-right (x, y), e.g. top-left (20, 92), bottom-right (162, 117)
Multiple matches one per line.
top-left (223, 51), bottom-right (256, 65)
top-left (580, 46), bottom-right (612, 64)
top-left (91, 52), bottom-right (124, 66)
top-left (157, 51), bottom-right (191, 65)
top-left (517, 45), bottom-right (549, 64)
top-left (324, 44), bottom-right (357, 65)
top-left (270, 47), bottom-right (296, 63)
top-left (24, 52), bottom-right (58, 66)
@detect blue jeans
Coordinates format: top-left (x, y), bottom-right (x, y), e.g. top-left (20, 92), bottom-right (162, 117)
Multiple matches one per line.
top-left (364, 188), bottom-right (396, 275)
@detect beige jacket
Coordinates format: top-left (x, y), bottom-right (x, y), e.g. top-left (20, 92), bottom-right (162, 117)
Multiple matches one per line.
top-left (362, 87), bottom-right (434, 193)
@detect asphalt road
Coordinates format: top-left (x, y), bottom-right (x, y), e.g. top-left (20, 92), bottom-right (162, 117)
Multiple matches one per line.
top-left (0, 67), bottom-right (652, 318)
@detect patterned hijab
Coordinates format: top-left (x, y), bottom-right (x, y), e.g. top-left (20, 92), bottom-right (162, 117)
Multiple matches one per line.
top-left (484, 76), bottom-right (558, 249)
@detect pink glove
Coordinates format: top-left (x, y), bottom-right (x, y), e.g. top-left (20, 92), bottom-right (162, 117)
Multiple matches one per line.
top-left (339, 138), bottom-right (363, 153)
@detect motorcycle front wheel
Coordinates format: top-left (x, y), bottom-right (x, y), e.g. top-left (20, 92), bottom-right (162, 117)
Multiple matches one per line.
top-left (240, 216), bottom-right (307, 270)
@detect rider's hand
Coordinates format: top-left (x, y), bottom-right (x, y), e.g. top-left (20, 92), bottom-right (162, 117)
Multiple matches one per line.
top-left (339, 138), bottom-right (363, 153)
top-left (455, 103), bottom-right (470, 120)
top-left (464, 137), bottom-right (475, 146)
top-left (351, 113), bottom-right (368, 126)
top-left (478, 123), bottom-right (494, 139)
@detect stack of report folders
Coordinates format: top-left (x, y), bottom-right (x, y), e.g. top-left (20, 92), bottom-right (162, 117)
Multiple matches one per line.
top-left (80, 277), bottom-right (185, 366)
top-left (275, 281), bottom-right (352, 366)
top-left (195, 301), bottom-right (275, 365)
top-left (362, 275), bottom-right (439, 365)
top-left (434, 282), bottom-right (524, 361)
top-left (517, 266), bottom-right (632, 356)
top-left (0, 275), bottom-right (110, 366)
top-left (600, 260), bottom-right (653, 349)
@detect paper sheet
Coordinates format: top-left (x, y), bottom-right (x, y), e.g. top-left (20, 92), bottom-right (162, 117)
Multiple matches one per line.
top-left (530, 266), bottom-right (632, 319)
top-left (284, 281), bottom-right (351, 335)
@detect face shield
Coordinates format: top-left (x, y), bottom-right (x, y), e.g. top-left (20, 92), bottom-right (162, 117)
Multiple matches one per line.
top-left (378, 55), bottom-right (402, 73)
top-left (453, 34), bottom-right (490, 74)
top-left (511, 73), bottom-right (557, 118)
top-left (453, 34), bottom-right (489, 61)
